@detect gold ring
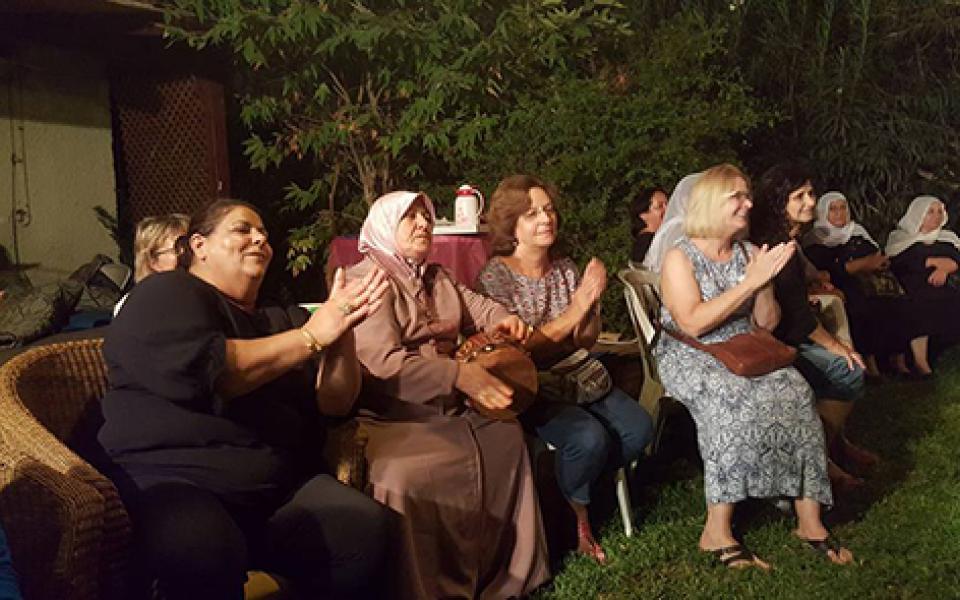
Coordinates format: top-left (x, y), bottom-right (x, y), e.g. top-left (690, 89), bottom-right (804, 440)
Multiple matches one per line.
top-left (338, 302), bottom-right (354, 315)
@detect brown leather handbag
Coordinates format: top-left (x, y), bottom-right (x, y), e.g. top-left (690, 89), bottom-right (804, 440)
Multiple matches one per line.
top-left (455, 332), bottom-right (538, 421)
top-left (665, 327), bottom-right (797, 377)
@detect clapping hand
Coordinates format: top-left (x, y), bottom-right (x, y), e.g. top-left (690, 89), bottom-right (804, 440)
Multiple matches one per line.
top-left (304, 266), bottom-right (389, 347)
top-left (572, 257), bottom-right (607, 314)
top-left (744, 242), bottom-right (796, 289)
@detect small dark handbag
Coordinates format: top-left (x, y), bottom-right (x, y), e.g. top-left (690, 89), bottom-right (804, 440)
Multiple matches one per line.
top-left (855, 269), bottom-right (905, 298)
top-left (538, 349), bottom-right (613, 406)
top-left (455, 332), bottom-right (538, 421)
top-left (665, 327), bottom-right (797, 377)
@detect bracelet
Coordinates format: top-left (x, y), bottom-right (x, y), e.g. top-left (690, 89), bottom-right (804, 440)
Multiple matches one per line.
top-left (299, 327), bottom-right (324, 356)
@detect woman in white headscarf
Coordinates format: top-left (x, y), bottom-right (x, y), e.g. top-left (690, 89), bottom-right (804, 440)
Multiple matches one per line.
top-left (642, 172), bottom-right (702, 272)
top-left (346, 191), bottom-right (549, 600)
top-left (804, 192), bottom-right (933, 378)
top-left (886, 195), bottom-right (960, 362)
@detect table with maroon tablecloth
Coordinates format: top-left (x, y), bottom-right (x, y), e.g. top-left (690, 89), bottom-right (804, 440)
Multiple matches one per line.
top-left (326, 235), bottom-right (492, 288)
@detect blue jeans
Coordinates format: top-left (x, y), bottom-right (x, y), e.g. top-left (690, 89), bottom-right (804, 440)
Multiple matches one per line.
top-left (0, 523), bottom-right (22, 600)
top-left (522, 387), bottom-right (653, 504)
top-left (794, 342), bottom-right (865, 402)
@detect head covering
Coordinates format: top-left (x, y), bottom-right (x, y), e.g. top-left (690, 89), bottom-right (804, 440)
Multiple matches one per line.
top-left (803, 191), bottom-right (878, 249)
top-left (358, 190), bottom-right (436, 280)
top-left (885, 195), bottom-right (960, 257)
top-left (642, 172), bottom-right (702, 272)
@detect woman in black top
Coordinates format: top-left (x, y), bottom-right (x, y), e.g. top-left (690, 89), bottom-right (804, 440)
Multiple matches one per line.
top-left (803, 192), bottom-right (932, 378)
top-left (98, 199), bottom-right (390, 600)
top-left (630, 187), bottom-right (668, 264)
top-left (885, 195), bottom-right (960, 356)
top-left (751, 164), bottom-right (875, 491)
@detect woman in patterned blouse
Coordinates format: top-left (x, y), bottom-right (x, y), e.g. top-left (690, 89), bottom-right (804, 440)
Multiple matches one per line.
top-left (476, 174), bottom-right (654, 564)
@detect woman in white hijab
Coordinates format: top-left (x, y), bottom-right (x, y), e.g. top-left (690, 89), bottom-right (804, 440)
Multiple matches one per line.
top-left (804, 192), bottom-right (933, 378)
top-left (346, 191), bottom-right (550, 599)
top-left (886, 195), bottom-right (960, 366)
top-left (642, 172), bottom-right (702, 272)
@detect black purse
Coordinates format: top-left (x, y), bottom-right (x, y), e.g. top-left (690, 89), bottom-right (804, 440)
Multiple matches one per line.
top-left (855, 269), bottom-right (905, 298)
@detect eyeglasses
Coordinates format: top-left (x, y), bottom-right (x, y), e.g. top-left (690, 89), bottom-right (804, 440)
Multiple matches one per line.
top-left (152, 247), bottom-right (177, 258)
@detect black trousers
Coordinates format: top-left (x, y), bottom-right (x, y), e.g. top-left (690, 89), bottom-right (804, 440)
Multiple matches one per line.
top-left (128, 475), bottom-right (389, 600)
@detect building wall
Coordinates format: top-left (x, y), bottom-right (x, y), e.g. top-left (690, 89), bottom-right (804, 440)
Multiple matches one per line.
top-left (0, 43), bottom-right (117, 285)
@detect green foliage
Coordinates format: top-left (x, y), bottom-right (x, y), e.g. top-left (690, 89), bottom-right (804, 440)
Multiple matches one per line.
top-left (537, 348), bottom-right (960, 598)
top-left (463, 11), bottom-right (764, 330)
top-left (729, 0), bottom-right (960, 237)
top-left (164, 0), bottom-right (629, 274)
top-left (163, 0), bottom-right (960, 330)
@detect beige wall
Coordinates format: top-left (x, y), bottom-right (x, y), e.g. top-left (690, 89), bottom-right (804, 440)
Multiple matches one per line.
top-left (0, 43), bottom-right (118, 285)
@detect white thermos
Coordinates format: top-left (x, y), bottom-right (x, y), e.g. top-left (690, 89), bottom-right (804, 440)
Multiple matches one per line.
top-left (454, 184), bottom-right (485, 230)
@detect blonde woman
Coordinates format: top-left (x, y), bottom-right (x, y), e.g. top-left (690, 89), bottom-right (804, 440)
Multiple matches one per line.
top-left (133, 213), bottom-right (190, 282)
top-left (656, 164), bottom-right (851, 569)
top-left (114, 214), bottom-right (189, 316)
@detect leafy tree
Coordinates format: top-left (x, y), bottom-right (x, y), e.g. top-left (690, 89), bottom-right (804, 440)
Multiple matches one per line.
top-left (730, 0), bottom-right (960, 236)
top-left (163, 0), bottom-right (629, 274)
top-left (463, 10), bottom-right (764, 330)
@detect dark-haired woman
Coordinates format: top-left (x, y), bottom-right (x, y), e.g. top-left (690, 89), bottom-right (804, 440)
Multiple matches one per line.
top-left (751, 165), bottom-right (876, 490)
top-left (477, 175), bottom-right (653, 564)
top-left (630, 188), bottom-right (668, 264)
top-left (98, 199), bottom-right (391, 599)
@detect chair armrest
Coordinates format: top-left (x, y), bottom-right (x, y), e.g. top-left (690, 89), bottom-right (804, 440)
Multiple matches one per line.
top-left (323, 420), bottom-right (368, 491)
top-left (0, 441), bottom-right (104, 600)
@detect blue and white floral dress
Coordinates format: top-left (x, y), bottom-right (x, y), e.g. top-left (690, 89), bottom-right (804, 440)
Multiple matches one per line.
top-left (655, 237), bottom-right (832, 505)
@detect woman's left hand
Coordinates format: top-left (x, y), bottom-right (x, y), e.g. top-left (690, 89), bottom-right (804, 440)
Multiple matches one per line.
top-left (928, 268), bottom-right (949, 287)
top-left (829, 340), bottom-right (866, 371)
top-left (494, 315), bottom-right (532, 343)
top-left (305, 266), bottom-right (389, 346)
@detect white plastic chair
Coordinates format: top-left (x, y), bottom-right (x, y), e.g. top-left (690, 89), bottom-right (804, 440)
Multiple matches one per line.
top-left (539, 442), bottom-right (636, 537)
top-left (617, 266), bottom-right (669, 445)
top-left (810, 293), bottom-right (854, 345)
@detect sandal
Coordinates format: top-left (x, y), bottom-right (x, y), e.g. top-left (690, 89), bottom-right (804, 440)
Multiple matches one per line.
top-left (576, 520), bottom-right (607, 565)
top-left (799, 534), bottom-right (852, 565)
top-left (706, 543), bottom-right (759, 569)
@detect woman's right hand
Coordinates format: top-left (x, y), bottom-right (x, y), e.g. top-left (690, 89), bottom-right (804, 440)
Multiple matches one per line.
top-left (303, 266), bottom-right (389, 347)
top-left (572, 257), bottom-right (607, 313)
top-left (455, 362), bottom-right (514, 411)
top-left (744, 242), bottom-right (796, 290)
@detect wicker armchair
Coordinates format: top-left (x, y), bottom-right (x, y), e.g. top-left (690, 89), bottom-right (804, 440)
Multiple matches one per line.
top-left (0, 339), bottom-right (367, 600)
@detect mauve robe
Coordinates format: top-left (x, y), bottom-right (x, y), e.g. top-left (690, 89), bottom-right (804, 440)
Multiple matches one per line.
top-left (347, 257), bottom-right (550, 600)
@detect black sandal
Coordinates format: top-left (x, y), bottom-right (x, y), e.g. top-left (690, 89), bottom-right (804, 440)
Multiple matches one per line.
top-left (801, 534), bottom-right (850, 563)
top-left (708, 543), bottom-right (758, 569)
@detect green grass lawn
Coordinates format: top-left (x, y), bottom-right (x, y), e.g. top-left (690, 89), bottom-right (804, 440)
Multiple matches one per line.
top-left (536, 349), bottom-right (960, 599)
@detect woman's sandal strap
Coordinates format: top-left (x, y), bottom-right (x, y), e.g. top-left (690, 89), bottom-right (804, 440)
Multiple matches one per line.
top-left (711, 544), bottom-right (756, 567)
top-left (805, 535), bottom-right (843, 556)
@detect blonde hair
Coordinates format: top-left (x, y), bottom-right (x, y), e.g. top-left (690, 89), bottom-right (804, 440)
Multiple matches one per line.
top-left (133, 213), bottom-right (189, 282)
top-left (684, 164), bottom-right (750, 239)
